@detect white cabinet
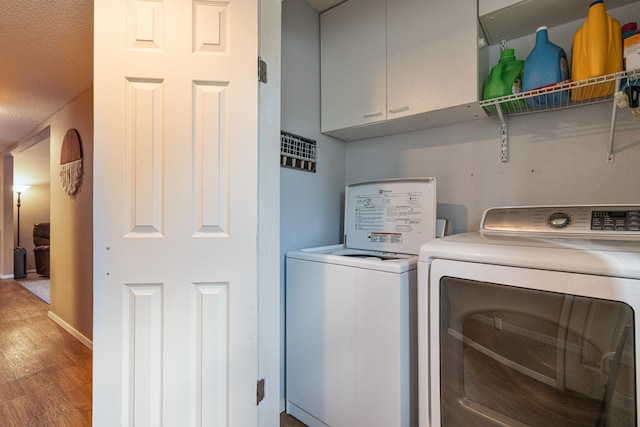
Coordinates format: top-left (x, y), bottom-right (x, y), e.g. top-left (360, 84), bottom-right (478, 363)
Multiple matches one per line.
top-left (321, 0), bottom-right (486, 141)
top-left (320, 0), bottom-right (386, 132)
top-left (479, 0), bottom-right (638, 45)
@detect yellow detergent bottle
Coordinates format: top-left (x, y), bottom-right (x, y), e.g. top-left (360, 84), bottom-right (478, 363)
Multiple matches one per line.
top-left (571, 0), bottom-right (623, 101)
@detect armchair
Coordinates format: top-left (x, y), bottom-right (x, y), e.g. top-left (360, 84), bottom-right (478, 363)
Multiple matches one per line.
top-left (33, 222), bottom-right (50, 277)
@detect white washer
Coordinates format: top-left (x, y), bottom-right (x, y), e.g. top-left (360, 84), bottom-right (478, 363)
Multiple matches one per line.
top-left (285, 178), bottom-right (436, 427)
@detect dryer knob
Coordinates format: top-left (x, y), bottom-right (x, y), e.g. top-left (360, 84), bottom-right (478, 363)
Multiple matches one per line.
top-left (548, 212), bottom-right (572, 229)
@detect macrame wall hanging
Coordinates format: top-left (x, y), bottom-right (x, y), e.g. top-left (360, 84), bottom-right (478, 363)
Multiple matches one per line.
top-left (60, 128), bottom-right (84, 198)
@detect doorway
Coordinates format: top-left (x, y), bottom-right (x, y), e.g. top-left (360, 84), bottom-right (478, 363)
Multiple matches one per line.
top-left (13, 137), bottom-right (51, 289)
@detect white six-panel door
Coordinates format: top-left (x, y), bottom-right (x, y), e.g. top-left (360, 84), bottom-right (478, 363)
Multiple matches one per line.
top-left (93, 0), bottom-right (260, 425)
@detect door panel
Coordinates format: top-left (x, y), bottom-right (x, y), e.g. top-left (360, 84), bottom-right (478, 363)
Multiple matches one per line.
top-left (94, 0), bottom-right (259, 425)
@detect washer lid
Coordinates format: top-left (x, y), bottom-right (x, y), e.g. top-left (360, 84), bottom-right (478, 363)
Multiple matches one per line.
top-left (344, 177), bottom-right (436, 255)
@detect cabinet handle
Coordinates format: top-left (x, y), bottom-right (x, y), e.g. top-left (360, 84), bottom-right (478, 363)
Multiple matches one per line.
top-left (363, 111), bottom-right (383, 118)
top-left (389, 106), bottom-right (410, 114)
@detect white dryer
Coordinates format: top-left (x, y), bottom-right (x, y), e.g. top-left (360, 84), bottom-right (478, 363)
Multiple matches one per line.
top-left (418, 205), bottom-right (640, 427)
top-left (285, 178), bottom-right (437, 427)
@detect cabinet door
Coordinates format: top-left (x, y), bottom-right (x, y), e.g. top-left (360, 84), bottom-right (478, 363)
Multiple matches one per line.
top-left (387, 0), bottom-right (479, 118)
top-left (321, 0), bottom-right (386, 133)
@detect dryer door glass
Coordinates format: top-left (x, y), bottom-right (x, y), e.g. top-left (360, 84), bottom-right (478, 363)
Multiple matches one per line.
top-left (439, 277), bottom-right (636, 427)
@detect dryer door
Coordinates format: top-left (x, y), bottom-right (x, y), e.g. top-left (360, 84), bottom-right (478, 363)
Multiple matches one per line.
top-left (428, 259), bottom-right (638, 427)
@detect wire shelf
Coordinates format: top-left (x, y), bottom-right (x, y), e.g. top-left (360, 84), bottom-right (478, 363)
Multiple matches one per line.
top-left (479, 69), bottom-right (640, 163)
top-left (479, 69), bottom-right (640, 117)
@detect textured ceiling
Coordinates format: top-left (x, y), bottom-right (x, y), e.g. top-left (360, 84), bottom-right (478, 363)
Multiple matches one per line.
top-left (0, 0), bottom-right (93, 154)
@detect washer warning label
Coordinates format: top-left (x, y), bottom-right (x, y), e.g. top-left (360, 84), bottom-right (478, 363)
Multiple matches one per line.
top-left (345, 179), bottom-right (435, 253)
top-left (354, 190), bottom-right (425, 243)
top-left (368, 232), bottom-right (403, 244)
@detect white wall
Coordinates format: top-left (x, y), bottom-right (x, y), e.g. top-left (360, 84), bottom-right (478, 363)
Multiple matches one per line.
top-left (1, 156), bottom-right (14, 278)
top-left (48, 88), bottom-right (93, 343)
top-left (346, 103), bottom-right (640, 233)
top-left (345, 1), bottom-right (640, 233)
top-left (281, 0), bottom-right (347, 407)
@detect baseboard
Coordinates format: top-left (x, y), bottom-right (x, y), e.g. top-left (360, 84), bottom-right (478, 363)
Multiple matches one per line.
top-left (285, 401), bottom-right (329, 427)
top-left (48, 311), bottom-right (93, 350)
top-left (280, 399), bottom-right (286, 413)
top-left (2, 269), bottom-right (39, 279)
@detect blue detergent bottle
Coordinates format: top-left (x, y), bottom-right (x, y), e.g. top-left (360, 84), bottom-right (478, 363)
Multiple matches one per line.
top-left (522, 26), bottom-right (570, 107)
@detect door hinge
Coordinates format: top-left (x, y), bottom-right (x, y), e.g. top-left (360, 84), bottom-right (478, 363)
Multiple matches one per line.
top-left (256, 378), bottom-right (265, 405)
top-left (258, 57), bottom-right (268, 83)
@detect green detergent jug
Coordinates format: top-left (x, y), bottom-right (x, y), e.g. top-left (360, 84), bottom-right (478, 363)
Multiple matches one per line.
top-left (483, 49), bottom-right (525, 111)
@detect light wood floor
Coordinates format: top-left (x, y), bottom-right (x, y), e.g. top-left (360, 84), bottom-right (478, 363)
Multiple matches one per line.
top-left (0, 278), bottom-right (92, 426)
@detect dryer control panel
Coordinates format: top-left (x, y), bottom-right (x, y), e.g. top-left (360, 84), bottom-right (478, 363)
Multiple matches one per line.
top-left (481, 205), bottom-right (640, 236)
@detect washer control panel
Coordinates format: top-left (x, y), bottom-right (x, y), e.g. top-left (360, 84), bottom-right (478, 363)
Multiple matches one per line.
top-left (482, 205), bottom-right (640, 236)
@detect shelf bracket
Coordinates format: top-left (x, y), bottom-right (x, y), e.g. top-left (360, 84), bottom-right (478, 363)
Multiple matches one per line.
top-left (606, 75), bottom-right (622, 163)
top-left (496, 103), bottom-right (508, 162)
top-left (478, 70), bottom-right (640, 163)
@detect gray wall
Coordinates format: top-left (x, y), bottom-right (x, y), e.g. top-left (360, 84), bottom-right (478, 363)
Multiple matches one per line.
top-left (281, 0), bottom-right (640, 409)
top-left (281, 0), bottom-right (347, 406)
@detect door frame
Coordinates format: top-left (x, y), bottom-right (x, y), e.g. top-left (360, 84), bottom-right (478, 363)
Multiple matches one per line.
top-left (257, 0), bottom-right (282, 423)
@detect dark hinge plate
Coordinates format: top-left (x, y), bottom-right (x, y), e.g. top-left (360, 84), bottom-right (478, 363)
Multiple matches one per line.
top-left (258, 57), bottom-right (267, 83)
top-left (256, 378), bottom-right (265, 405)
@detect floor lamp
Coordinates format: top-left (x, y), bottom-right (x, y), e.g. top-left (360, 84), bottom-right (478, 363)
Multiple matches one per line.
top-left (14, 185), bottom-right (29, 279)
